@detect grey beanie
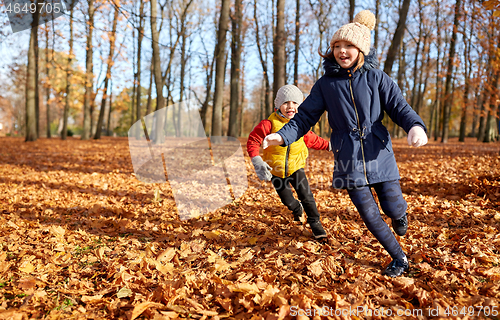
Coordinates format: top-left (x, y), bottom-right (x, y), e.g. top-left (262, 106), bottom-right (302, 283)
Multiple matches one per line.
top-left (274, 84), bottom-right (303, 110)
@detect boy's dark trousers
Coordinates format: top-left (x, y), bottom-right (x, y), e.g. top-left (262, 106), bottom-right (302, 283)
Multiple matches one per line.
top-left (271, 168), bottom-right (320, 224)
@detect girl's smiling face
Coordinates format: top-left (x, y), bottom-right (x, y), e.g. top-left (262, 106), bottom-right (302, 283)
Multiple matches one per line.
top-left (333, 40), bottom-right (360, 69)
top-left (279, 101), bottom-right (299, 119)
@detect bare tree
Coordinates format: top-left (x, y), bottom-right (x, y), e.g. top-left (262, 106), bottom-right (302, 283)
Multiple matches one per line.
top-left (428, 0), bottom-right (443, 141)
top-left (44, 27), bottom-right (51, 138)
top-left (293, 0), bottom-right (300, 86)
top-left (197, 33), bottom-right (215, 134)
top-left (95, 1), bottom-right (119, 139)
top-left (82, 0), bottom-right (95, 140)
top-left (175, 0), bottom-right (195, 137)
top-left (150, 0), bottom-right (165, 142)
top-left (410, 0), bottom-right (423, 113)
top-left (273, 0), bottom-right (286, 98)
top-left (441, 0), bottom-right (461, 143)
top-left (62, 1), bottom-right (75, 140)
top-left (228, 0), bottom-right (243, 138)
top-left (25, 9), bottom-right (39, 142)
top-left (211, 0), bottom-right (231, 139)
top-left (459, 0), bottom-right (475, 142)
top-left (254, 0), bottom-right (273, 118)
top-left (383, 0), bottom-right (411, 76)
top-left (135, 0), bottom-right (145, 138)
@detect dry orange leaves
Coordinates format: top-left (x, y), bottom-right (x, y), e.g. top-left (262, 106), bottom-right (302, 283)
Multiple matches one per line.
top-left (0, 137), bottom-right (499, 319)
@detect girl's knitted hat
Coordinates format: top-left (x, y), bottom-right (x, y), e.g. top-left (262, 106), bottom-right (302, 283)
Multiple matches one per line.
top-left (274, 84), bottom-right (303, 110)
top-left (329, 10), bottom-right (376, 56)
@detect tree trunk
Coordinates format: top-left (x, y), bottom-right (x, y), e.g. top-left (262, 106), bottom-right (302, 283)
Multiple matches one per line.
top-left (62, 4), bottom-right (74, 140)
top-left (176, 0), bottom-right (195, 137)
top-left (228, 0), bottom-right (243, 138)
top-left (410, 0), bottom-right (423, 113)
top-left (106, 80), bottom-right (113, 135)
top-left (211, 0), bottom-right (230, 140)
top-left (45, 27), bottom-right (51, 138)
top-left (146, 62), bottom-right (153, 117)
top-left (135, 0), bottom-right (145, 138)
top-left (293, 0), bottom-right (300, 86)
top-left (177, 32), bottom-right (187, 137)
top-left (82, 0), bottom-right (95, 140)
top-left (348, 0), bottom-right (355, 22)
top-left (239, 62), bottom-right (246, 137)
top-left (470, 70), bottom-right (482, 137)
top-left (393, 36), bottom-right (406, 139)
top-left (484, 97), bottom-right (499, 143)
top-left (459, 0), bottom-right (475, 142)
top-left (415, 35), bottom-right (431, 115)
top-left (441, 0), bottom-right (461, 143)
top-left (374, 0), bottom-right (380, 51)
top-left (273, 0), bottom-right (286, 99)
top-left (95, 2), bottom-right (119, 140)
top-left (199, 37), bottom-right (215, 135)
top-left (25, 11), bottom-right (39, 142)
top-left (150, 0), bottom-right (166, 142)
top-left (35, 19), bottom-right (40, 138)
top-left (383, 0), bottom-right (411, 76)
top-left (477, 84), bottom-right (489, 142)
top-left (254, 0), bottom-right (272, 118)
top-left (483, 34), bottom-right (500, 142)
top-left (131, 28), bottom-right (137, 129)
top-left (430, 0), bottom-right (442, 141)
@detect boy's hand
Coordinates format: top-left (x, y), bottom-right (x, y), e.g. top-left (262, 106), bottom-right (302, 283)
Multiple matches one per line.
top-left (263, 133), bottom-right (284, 149)
top-left (407, 126), bottom-right (428, 147)
top-left (251, 156), bottom-right (272, 181)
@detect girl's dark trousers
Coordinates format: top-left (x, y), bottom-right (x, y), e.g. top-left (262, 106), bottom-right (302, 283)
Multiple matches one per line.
top-left (347, 180), bottom-right (407, 260)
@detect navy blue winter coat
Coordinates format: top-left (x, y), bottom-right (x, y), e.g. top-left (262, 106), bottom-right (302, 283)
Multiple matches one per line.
top-left (277, 50), bottom-right (427, 189)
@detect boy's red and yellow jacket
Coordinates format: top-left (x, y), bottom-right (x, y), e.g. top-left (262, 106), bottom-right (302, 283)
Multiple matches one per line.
top-left (247, 112), bottom-right (329, 178)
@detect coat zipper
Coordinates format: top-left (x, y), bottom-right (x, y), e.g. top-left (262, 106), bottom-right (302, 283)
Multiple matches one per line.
top-left (284, 145), bottom-right (291, 177)
top-left (349, 77), bottom-right (369, 185)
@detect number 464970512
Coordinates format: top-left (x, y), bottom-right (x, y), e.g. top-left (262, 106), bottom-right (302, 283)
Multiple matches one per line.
top-left (5, 2), bottom-right (61, 14)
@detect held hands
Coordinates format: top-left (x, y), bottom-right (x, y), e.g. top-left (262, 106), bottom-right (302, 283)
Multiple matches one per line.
top-left (251, 156), bottom-right (272, 181)
top-left (262, 133), bottom-right (284, 149)
top-left (407, 126), bottom-right (428, 147)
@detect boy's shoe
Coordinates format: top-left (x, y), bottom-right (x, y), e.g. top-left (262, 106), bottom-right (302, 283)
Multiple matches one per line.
top-left (293, 202), bottom-right (304, 223)
top-left (309, 221), bottom-right (327, 240)
top-left (392, 214), bottom-right (408, 236)
top-left (383, 256), bottom-right (409, 278)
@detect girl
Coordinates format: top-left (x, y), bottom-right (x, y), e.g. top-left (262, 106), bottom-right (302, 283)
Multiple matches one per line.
top-left (263, 11), bottom-right (428, 277)
top-left (247, 84), bottom-right (330, 240)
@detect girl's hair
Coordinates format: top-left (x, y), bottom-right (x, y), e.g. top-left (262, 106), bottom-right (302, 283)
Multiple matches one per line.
top-left (319, 43), bottom-right (365, 72)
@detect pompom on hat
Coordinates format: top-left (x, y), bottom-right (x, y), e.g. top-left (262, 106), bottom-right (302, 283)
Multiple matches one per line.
top-left (274, 84), bottom-right (304, 110)
top-left (329, 10), bottom-right (376, 56)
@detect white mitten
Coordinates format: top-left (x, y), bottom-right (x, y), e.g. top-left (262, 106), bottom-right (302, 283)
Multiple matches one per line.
top-left (407, 126), bottom-right (428, 147)
top-left (263, 133), bottom-right (284, 149)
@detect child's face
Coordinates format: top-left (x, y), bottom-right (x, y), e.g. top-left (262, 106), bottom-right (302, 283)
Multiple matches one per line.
top-left (333, 40), bottom-right (360, 69)
top-left (279, 101), bottom-right (299, 119)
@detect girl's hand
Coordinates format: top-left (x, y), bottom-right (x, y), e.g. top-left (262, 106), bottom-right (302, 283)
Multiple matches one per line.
top-left (263, 133), bottom-right (284, 149)
top-left (407, 126), bottom-right (428, 147)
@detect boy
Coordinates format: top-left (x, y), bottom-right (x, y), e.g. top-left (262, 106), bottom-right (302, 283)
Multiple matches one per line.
top-left (247, 84), bottom-right (330, 240)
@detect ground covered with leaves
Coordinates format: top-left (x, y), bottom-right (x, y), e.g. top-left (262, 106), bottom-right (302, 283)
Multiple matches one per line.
top-left (0, 136), bottom-right (499, 319)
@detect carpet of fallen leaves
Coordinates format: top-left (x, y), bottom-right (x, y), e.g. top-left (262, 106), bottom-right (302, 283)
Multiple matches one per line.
top-left (0, 136), bottom-right (499, 320)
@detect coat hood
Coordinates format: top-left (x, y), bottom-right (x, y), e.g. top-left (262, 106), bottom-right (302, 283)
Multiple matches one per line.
top-left (323, 48), bottom-right (379, 76)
